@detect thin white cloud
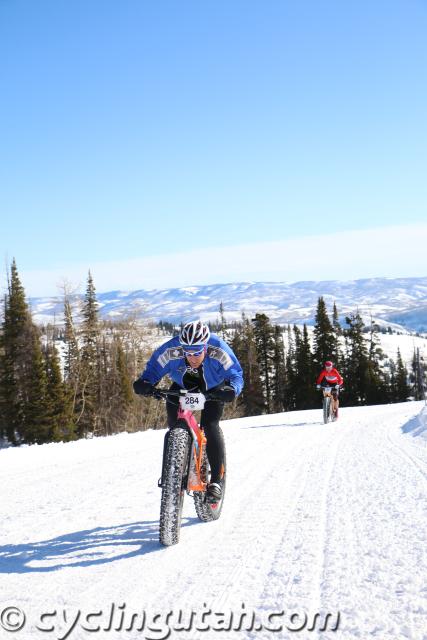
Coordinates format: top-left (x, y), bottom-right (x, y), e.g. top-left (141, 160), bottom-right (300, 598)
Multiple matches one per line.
top-left (19, 223), bottom-right (427, 297)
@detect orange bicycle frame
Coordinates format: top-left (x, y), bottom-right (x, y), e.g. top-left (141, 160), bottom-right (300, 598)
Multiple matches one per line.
top-left (178, 406), bottom-right (207, 492)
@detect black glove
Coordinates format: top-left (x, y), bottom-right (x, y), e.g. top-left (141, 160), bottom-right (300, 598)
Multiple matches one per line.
top-left (208, 386), bottom-right (236, 403)
top-left (133, 379), bottom-right (155, 396)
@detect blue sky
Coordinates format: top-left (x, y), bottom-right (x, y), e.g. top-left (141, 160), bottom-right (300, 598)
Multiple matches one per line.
top-left (1, 0), bottom-right (426, 296)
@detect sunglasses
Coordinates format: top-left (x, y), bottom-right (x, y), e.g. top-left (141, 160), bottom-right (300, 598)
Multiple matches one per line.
top-left (184, 348), bottom-right (205, 357)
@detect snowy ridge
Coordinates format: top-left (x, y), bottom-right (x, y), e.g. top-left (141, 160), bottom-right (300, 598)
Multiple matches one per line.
top-left (1, 401), bottom-right (427, 639)
top-left (28, 276), bottom-right (427, 332)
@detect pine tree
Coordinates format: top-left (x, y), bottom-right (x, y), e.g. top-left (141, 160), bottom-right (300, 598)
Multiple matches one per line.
top-left (282, 325), bottom-right (296, 411)
top-left (116, 341), bottom-right (133, 403)
top-left (44, 341), bottom-right (76, 441)
top-left (75, 271), bottom-right (101, 436)
top-left (0, 260), bottom-right (78, 444)
top-left (23, 327), bottom-right (52, 444)
top-left (99, 337), bottom-right (134, 435)
top-left (388, 358), bottom-right (397, 401)
top-left (231, 315), bottom-right (265, 416)
top-left (297, 325), bottom-right (317, 409)
top-left (332, 302), bottom-right (342, 336)
top-left (343, 312), bottom-right (369, 405)
top-left (81, 271), bottom-right (99, 354)
top-left (394, 348), bottom-right (410, 402)
top-left (218, 301), bottom-right (230, 343)
top-left (96, 334), bottom-right (109, 435)
top-left (287, 324), bottom-right (316, 410)
top-left (0, 260), bottom-right (54, 444)
top-left (411, 348), bottom-right (426, 401)
top-left (271, 325), bottom-right (286, 412)
top-left (64, 298), bottom-right (80, 385)
top-left (63, 297), bottom-right (81, 424)
top-left (285, 325), bottom-right (300, 411)
top-left (313, 297), bottom-right (336, 370)
top-left (364, 316), bottom-right (388, 404)
top-left (252, 313), bottom-right (275, 413)
top-left (332, 302), bottom-right (343, 367)
top-left (114, 339), bottom-right (135, 428)
top-left (0, 260), bottom-right (29, 443)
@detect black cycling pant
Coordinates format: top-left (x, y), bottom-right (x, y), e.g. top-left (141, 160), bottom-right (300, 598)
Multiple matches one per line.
top-left (165, 382), bottom-right (225, 483)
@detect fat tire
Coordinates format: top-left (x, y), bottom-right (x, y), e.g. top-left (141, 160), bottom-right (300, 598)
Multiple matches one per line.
top-left (323, 396), bottom-right (331, 424)
top-left (193, 427), bottom-right (226, 522)
top-left (159, 424), bottom-right (191, 546)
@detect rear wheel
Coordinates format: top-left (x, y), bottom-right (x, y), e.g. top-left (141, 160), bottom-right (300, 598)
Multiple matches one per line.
top-left (159, 424), bottom-right (191, 546)
top-left (193, 427), bottom-right (226, 522)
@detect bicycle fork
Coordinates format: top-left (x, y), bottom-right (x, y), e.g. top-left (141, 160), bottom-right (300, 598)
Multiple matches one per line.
top-left (158, 423), bottom-right (207, 493)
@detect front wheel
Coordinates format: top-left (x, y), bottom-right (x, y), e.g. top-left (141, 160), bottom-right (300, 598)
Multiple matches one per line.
top-left (193, 427), bottom-right (226, 522)
top-left (159, 424), bottom-right (191, 546)
top-left (323, 395), bottom-right (331, 424)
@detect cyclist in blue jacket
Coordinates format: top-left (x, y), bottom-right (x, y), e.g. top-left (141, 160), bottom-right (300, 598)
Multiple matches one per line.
top-left (134, 320), bottom-right (243, 501)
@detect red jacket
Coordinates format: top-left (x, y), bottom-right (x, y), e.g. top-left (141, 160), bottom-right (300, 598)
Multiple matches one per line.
top-left (317, 368), bottom-right (343, 386)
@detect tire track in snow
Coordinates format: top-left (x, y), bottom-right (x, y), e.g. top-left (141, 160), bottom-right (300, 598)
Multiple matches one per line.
top-left (204, 425), bottom-right (333, 612)
top-left (179, 428), bottom-right (324, 640)
top-left (316, 411), bottom-right (427, 639)
top-left (257, 423), bottom-right (347, 612)
top-left (386, 426), bottom-right (427, 484)
top-left (210, 451), bottom-right (312, 608)
top-left (112, 421), bottom-right (327, 617)
top-left (315, 421), bottom-right (370, 639)
top-left (148, 426), bottom-right (318, 610)
top-left (74, 422), bottom-right (312, 611)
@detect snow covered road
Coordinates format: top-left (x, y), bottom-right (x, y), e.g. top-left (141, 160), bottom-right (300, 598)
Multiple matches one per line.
top-left (1, 401), bottom-right (427, 640)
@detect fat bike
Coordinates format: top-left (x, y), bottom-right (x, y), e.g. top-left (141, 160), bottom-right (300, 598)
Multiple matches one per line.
top-left (320, 386), bottom-right (338, 424)
top-left (154, 389), bottom-right (226, 546)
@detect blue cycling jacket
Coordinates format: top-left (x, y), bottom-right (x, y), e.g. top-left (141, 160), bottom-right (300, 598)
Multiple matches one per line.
top-left (138, 333), bottom-right (244, 395)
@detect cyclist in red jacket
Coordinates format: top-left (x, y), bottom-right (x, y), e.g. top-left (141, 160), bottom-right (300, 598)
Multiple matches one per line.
top-left (316, 361), bottom-right (344, 417)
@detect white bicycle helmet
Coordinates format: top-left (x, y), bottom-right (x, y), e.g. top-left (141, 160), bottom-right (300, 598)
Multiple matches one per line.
top-left (179, 320), bottom-right (210, 346)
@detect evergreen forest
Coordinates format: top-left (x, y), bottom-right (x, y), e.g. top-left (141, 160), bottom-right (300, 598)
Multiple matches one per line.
top-left (0, 261), bottom-right (425, 446)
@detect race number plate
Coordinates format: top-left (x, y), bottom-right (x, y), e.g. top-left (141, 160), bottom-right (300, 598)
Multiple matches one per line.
top-left (179, 393), bottom-right (206, 411)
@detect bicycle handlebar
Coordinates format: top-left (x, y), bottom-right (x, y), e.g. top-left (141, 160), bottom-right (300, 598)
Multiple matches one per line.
top-left (151, 388), bottom-right (220, 402)
top-left (317, 384), bottom-right (343, 389)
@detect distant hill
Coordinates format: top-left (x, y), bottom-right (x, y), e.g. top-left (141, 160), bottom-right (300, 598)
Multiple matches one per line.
top-left (29, 276), bottom-right (427, 333)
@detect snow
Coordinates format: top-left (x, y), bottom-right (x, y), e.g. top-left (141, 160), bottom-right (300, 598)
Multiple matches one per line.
top-left (29, 276), bottom-right (427, 331)
top-left (1, 401), bottom-right (427, 639)
top-left (378, 333), bottom-right (427, 364)
top-left (402, 405), bottom-right (427, 441)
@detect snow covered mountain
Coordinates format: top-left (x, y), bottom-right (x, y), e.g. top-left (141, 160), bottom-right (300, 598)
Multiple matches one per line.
top-left (29, 276), bottom-right (427, 332)
top-left (1, 401), bottom-right (427, 639)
